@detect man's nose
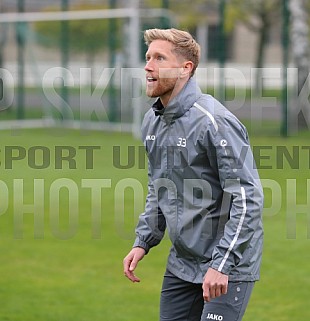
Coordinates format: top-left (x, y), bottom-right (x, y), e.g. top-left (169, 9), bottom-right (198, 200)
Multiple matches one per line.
top-left (144, 59), bottom-right (154, 71)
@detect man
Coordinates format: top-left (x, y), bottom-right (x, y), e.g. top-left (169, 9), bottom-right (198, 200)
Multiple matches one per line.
top-left (123, 28), bottom-right (264, 321)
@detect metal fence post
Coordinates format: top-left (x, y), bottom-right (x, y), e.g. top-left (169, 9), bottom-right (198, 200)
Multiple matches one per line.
top-left (16, 0), bottom-right (25, 119)
top-left (61, 0), bottom-right (69, 121)
top-left (281, 0), bottom-right (289, 137)
top-left (218, 0), bottom-right (226, 104)
top-left (108, 0), bottom-right (117, 122)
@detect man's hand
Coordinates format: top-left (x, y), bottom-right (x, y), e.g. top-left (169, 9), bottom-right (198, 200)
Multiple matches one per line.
top-left (202, 268), bottom-right (229, 302)
top-left (123, 247), bottom-right (146, 282)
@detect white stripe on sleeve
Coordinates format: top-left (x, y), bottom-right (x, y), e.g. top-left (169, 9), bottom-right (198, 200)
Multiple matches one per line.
top-left (193, 102), bottom-right (218, 132)
top-left (218, 186), bottom-right (247, 272)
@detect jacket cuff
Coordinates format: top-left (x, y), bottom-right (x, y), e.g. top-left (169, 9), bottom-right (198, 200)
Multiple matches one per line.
top-left (209, 260), bottom-right (231, 276)
top-left (133, 238), bottom-right (150, 254)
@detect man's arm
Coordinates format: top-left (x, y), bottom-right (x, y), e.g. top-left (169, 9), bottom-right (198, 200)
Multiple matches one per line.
top-left (123, 165), bottom-right (166, 282)
top-left (203, 112), bottom-right (263, 296)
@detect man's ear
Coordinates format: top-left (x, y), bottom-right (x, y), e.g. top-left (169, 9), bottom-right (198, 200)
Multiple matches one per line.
top-left (180, 61), bottom-right (194, 78)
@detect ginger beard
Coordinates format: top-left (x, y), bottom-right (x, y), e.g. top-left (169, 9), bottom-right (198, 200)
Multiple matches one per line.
top-left (146, 67), bottom-right (182, 104)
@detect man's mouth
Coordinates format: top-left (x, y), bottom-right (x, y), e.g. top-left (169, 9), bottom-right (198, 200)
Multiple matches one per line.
top-left (147, 77), bottom-right (157, 83)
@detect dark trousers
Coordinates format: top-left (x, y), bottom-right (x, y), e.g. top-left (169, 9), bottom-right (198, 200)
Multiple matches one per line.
top-left (160, 270), bottom-right (254, 321)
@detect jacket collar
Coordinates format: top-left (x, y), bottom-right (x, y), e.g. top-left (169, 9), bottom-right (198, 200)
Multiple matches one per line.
top-left (152, 77), bottom-right (202, 122)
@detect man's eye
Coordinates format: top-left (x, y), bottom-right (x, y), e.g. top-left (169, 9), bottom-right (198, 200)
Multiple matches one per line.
top-left (157, 56), bottom-right (164, 61)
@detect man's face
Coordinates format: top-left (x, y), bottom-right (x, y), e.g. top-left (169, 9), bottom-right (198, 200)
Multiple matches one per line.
top-left (144, 39), bottom-right (185, 106)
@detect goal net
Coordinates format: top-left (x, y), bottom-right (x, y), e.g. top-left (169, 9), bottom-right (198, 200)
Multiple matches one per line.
top-left (0, 5), bottom-right (174, 137)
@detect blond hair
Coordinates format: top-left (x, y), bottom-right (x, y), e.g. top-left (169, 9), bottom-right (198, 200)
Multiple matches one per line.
top-left (144, 28), bottom-right (201, 77)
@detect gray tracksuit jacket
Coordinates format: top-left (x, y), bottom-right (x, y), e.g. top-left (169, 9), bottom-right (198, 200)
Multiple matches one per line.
top-left (133, 78), bottom-right (264, 283)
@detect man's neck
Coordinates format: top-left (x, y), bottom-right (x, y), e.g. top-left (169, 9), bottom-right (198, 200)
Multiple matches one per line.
top-left (160, 78), bottom-right (190, 107)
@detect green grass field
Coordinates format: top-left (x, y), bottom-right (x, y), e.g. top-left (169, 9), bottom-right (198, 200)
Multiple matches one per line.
top-left (0, 126), bottom-right (309, 321)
